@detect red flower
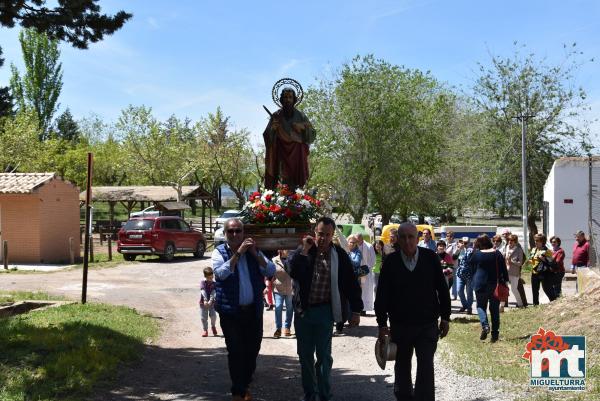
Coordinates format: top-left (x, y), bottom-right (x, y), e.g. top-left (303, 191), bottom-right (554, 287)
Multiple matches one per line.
top-left (265, 194), bottom-right (272, 202)
top-left (269, 204), bottom-right (282, 213)
top-left (284, 209), bottom-right (294, 218)
top-left (292, 194), bottom-right (300, 201)
top-left (316, 200), bottom-right (322, 207)
top-left (256, 212), bottom-right (266, 221)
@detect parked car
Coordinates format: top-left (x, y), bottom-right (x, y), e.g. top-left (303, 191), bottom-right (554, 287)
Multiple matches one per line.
top-left (130, 206), bottom-right (160, 218)
top-left (117, 216), bottom-right (206, 262)
top-left (215, 209), bottom-right (241, 228)
top-left (425, 216), bottom-right (440, 226)
top-left (214, 227), bottom-right (225, 246)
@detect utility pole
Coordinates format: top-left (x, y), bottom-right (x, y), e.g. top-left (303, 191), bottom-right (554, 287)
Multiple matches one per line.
top-left (514, 114), bottom-right (534, 250)
top-left (82, 152), bottom-right (93, 304)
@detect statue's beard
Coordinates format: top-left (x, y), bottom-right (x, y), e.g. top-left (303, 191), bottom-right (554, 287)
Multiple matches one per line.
top-left (282, 103), bottom-right (294, 116)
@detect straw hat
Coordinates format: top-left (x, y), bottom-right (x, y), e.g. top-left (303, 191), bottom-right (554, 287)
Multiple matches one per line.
top-left (375, 335), bottom-right (397, 369)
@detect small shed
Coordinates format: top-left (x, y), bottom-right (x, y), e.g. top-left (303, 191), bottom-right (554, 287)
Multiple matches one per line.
top-left (0, 173), bottom-right (81, 264)
top-left (543, 156), bottom-right (600, 263)
top-left (156, 201), bottom-right (192, 216)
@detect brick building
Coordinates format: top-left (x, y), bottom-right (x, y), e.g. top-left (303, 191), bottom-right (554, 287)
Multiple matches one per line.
top-left (0, 173), bottom-right (81, 264)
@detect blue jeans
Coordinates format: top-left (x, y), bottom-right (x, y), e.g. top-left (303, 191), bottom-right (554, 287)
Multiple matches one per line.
top-left (451, 273), bottom-right (458, 298)
top-left (274, 292), bottom-right (293, 329)
top-left (456, 276), bottom-right (474, 309)
top-left (475, 285), bottom-right (500, 335)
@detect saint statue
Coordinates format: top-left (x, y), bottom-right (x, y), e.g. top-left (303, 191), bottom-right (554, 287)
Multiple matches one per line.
top-left (263, 79), bottom-right (316, 190)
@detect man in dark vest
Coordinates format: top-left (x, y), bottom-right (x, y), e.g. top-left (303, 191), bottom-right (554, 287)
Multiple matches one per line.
top-left (287, 216), bottom-right (363, 401)
top-left (212, 218), bottom-right (276, 401)
top-left (375, 223), bottom-right (451, 401)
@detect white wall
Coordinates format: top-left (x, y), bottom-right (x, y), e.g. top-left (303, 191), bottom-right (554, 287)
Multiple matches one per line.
top-left (544, 158), bottom-right (600, 263)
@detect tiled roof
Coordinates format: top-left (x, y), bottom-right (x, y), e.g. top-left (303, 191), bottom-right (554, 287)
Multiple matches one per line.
top-left (0, 173), bottom-right (56, 194)
top-left (80, 186), bottom-right (213, 202)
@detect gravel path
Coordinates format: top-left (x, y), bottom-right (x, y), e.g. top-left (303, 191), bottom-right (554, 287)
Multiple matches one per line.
top-left (0, 256), bottom-right (552, 401)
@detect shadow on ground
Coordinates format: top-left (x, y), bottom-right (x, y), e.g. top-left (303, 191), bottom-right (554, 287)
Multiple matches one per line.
top-left (91, 342), bottom-right (399, 401)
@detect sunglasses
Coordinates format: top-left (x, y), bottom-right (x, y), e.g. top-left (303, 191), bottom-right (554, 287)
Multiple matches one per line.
top-left (226, 229), bottom-right (243, 234)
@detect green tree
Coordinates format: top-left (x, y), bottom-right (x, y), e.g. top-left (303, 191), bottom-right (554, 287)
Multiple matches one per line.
top-left (10, 28), bottom-right (63, 138)
top-left (470, 43), bottom-right (592, 245)
top-left (117, 106), bottom-right (198, 199)
top-left (304, 55), bottom-right (448, 224)
top-left (0, 0), bottom-right (131, 50)
top-left (196, 108), bottom-right (254, 209)
top-left (0, 48), bottom-right (12, 117)
top-left (54, 108), bottom-right (80, 143)
top-left (79, 113), bottom-right (127, 186)
top-left (0, 109), bottom-right (41, 172)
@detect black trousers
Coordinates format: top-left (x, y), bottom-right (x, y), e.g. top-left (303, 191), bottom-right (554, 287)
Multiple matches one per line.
top-left (219, 307), bottom-right (263, 397)
top-left (531, 273), bottom-right (557, 305)
top-left (554, 271), bottom-right (565, 297)
top-left (391, 322), bottom-right (439, 401)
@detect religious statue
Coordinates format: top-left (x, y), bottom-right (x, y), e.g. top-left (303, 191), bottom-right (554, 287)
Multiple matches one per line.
top-left (263, 78), bottom-right (316, 190)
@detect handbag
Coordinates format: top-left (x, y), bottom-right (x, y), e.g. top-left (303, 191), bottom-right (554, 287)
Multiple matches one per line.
top-left (357, 265), bottom-right (370, 277)
top-left (493, 252), bottom-right (510, 302)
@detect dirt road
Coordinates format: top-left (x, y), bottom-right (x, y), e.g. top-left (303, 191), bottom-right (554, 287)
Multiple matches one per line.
top-left (1, 256), bottom-right (537, 400)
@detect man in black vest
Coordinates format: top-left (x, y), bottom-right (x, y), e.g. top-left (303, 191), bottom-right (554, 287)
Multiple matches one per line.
top-left (212, 218), bottom-right (276, 401)
top-left (375, 223), bottom-right (451, 401)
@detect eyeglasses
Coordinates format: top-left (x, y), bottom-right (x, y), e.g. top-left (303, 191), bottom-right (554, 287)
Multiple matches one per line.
top-left (226, 229), bottom-right (243, 234)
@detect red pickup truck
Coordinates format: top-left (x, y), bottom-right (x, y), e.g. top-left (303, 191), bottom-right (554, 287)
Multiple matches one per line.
top-left (117, 216), bottom-right (206, 262)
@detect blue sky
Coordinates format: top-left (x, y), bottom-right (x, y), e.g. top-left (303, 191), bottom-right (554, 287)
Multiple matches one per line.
top-left (0, 0), bottom-right (599, 145)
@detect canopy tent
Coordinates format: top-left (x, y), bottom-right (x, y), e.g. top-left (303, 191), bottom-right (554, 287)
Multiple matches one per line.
top-left (80, 186), bottom-right (214, 232)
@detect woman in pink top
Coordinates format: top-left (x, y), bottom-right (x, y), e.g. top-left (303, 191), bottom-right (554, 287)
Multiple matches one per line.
top-left (550, 236), bottom-right (566, 297)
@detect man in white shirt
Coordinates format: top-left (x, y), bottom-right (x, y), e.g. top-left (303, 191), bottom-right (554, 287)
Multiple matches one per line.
top-left (356, 233), bottom-right (376, 314)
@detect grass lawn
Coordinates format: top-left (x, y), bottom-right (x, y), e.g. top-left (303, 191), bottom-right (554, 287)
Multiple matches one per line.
top-left (439, 285), bottom-right (600, 401)
top-left (0, 291), bottom-right (160, 401)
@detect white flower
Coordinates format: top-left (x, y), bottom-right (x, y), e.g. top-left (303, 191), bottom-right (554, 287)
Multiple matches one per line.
top-left (299, 199), bottom-right (311, 208)
top-left (295, 188), bottom-right (305, 196)
top-left (277, 196), bottom-right (286, 203)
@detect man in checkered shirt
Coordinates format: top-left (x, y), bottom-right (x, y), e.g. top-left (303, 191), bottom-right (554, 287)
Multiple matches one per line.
top-left (287, 216), bottom-right (363, 401)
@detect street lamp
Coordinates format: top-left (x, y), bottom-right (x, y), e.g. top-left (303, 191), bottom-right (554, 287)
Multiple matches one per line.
top-left (514, 114), bottom-right (534, 249)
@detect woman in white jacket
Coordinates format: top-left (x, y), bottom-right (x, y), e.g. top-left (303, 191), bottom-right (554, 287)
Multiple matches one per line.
top-left (504, 234), bottom-right (525, 307)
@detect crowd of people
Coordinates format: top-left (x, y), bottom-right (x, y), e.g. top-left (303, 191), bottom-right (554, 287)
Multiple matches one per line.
top-left (199, 217), bottom-right (591, 401)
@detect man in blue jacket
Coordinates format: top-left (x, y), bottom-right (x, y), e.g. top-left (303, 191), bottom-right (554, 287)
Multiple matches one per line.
top-left (212, 218), bottom-right (276, 401)
top-left (287, 216), bottom-right (363, 401)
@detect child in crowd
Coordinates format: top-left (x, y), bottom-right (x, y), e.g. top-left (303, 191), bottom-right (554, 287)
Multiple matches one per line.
top-left (199, 266), bottom-right (217, 337)
top-left (436, 240), bottom-right (454, 289)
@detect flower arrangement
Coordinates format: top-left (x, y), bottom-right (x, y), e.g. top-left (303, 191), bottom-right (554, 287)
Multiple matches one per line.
top-left (241, 184), bottom-right (323, 225)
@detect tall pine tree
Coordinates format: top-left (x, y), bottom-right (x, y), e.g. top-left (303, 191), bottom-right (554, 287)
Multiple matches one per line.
top-left (10, 28), bottom-right (63, 139)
